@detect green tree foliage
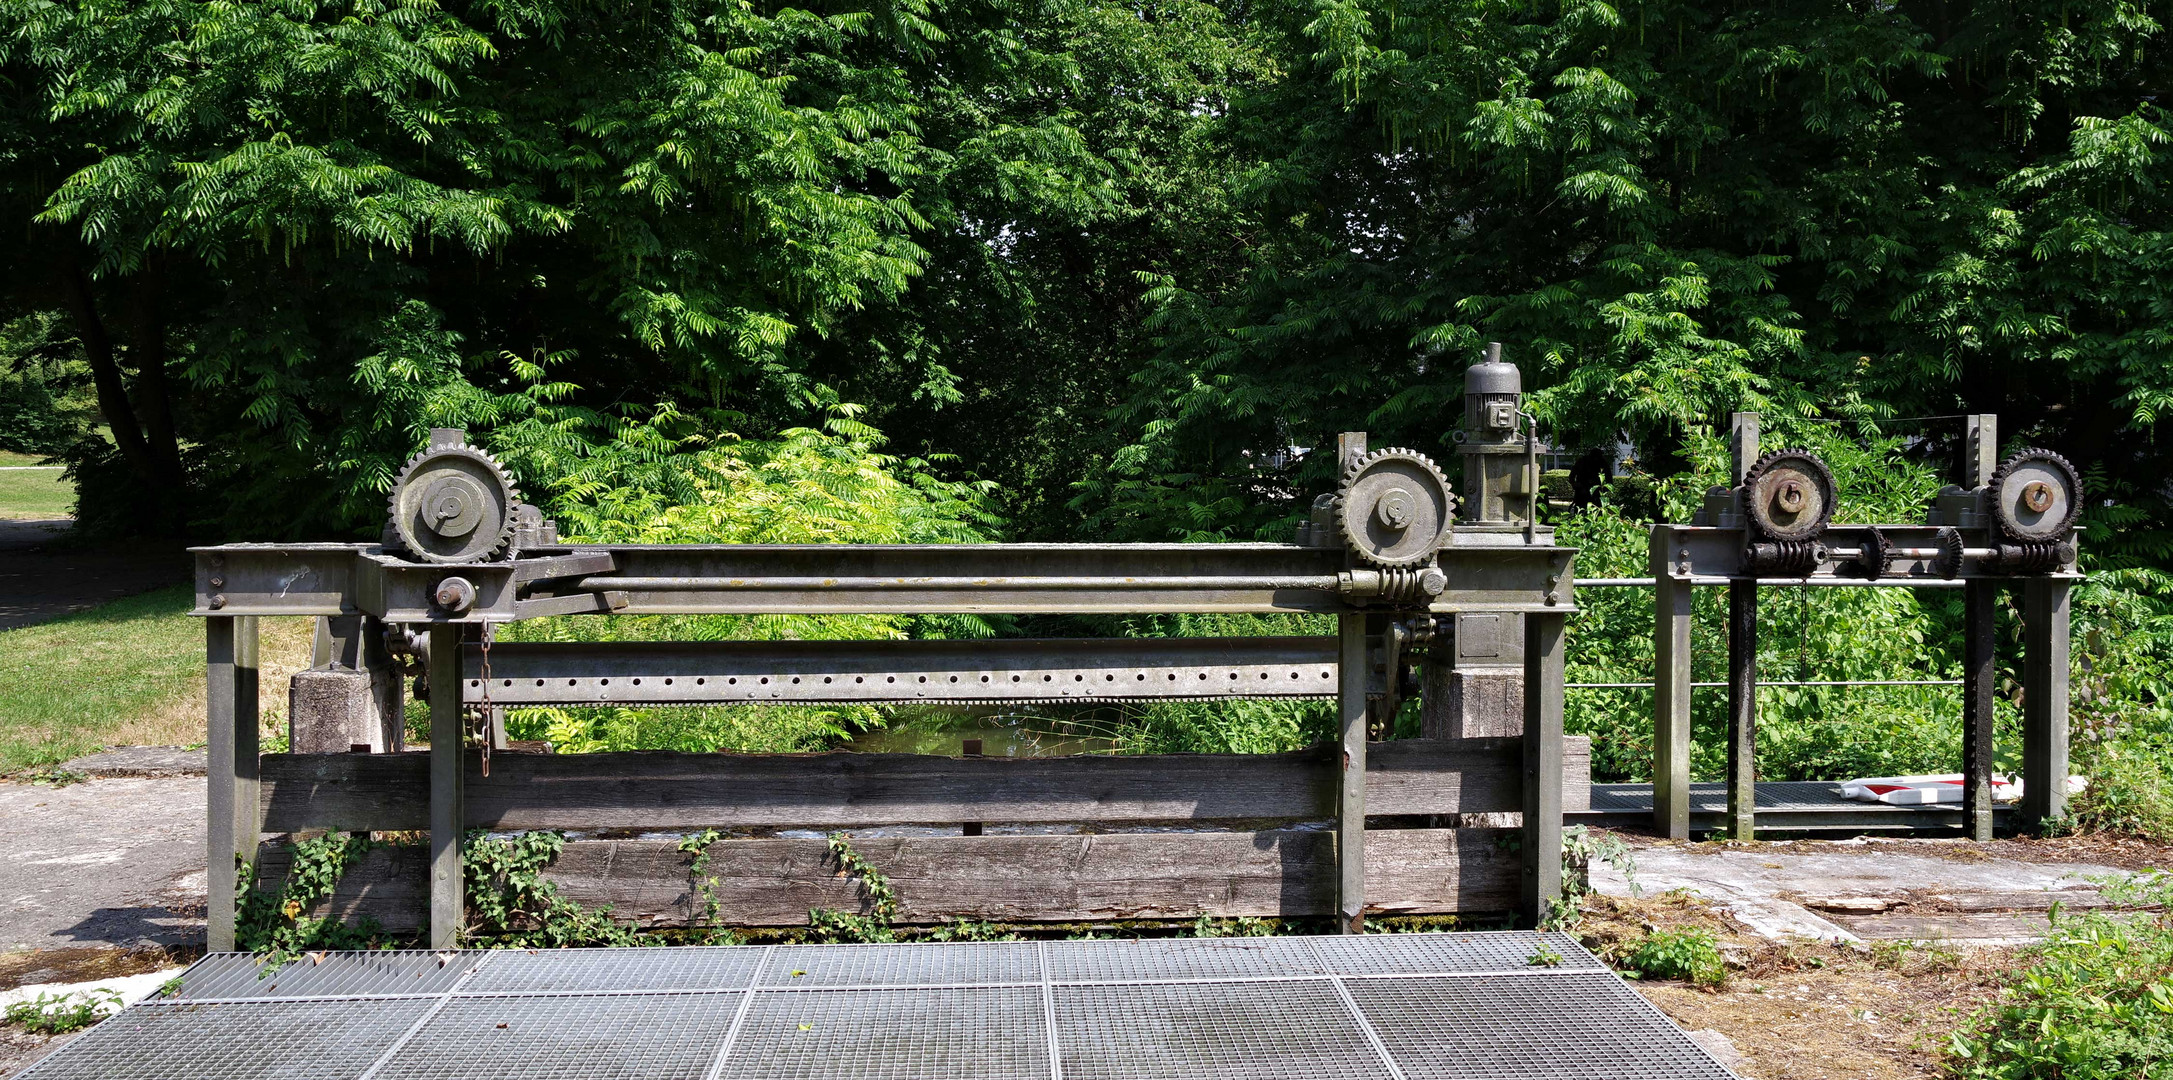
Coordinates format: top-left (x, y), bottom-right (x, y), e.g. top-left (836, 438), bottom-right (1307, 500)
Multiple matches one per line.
top-left (497, 407), bottom-right (1000, 752)
top-left (0, 0), bottom-right (1259, 536)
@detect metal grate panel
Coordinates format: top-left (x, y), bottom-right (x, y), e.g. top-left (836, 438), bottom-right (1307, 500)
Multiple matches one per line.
top-left (1347, 973), bottom-right (1736, 1080)
top-left (1044, 936), bottom-right (1325, 983)
top-left (18, 998), bottom-right (434, 1080)
top-left (460, 946), bottom-right (763, 994)
top-left (168, 951), bottom-right (484, 1001)
top-left (371, 991), bottom-right (742, 1080)
top-left (1054, 979), bottom-right (1395, 1080)
top-left (721, 986), bottom-right (1051, 1080)
top-left (760, 942), bottom-right (1042, 988)
top-left (1312, 931), bottom-right (1603, 976)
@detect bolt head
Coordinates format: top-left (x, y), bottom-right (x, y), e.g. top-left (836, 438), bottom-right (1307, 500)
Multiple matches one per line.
top-left (1376, 487), bottom-right (1415, 530)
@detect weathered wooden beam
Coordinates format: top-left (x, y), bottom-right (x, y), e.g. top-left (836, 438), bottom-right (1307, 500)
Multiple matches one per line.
top-left (255, 826), bottom-right (1520, 931)
top-left (259, 739), bottom-right (1530, 833)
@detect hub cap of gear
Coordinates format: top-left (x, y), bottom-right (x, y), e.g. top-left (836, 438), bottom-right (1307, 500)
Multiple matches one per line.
top-left (1742, 449), bottom-right (1836, 542)
top-left (1988, 449), bottom-right (2081, 543)
top-left (388, 442), bottom-right (522, 563)
top-left (1337, 449), bottom-right (1454, 567)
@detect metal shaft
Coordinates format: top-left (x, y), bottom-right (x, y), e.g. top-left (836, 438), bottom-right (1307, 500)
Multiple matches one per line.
top-left (569, 575), bottom-right (1344, 592)
top-left (1726, 580), bottom-right (1757, 840)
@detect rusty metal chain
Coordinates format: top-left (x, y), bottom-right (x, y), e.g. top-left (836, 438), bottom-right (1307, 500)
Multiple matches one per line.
top-left (476, 627), bottom-right (493, 778)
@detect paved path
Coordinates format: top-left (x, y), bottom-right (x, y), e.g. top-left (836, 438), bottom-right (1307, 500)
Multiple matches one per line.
top-left (0, 776), bottom-right (204, 953)
top-left (0, 521), bottom-right (188, 630)
top-left (1591, 838), bottom-right (2145, 943)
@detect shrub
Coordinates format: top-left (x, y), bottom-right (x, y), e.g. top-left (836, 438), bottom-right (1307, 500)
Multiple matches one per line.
top-left (1618, 927), bottom-right (1727, 988)
top-left (1947, 873), bottom-right (2173, 1079)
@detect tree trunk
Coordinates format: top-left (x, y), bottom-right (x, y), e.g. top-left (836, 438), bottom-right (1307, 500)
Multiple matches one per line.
top-left (126, 257), bottom-right (185, 487)
top-left (58, 260), bottom-right (161, 488)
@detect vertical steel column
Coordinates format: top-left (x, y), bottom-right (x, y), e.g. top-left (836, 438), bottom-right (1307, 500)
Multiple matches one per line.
top-left (2022, 578), bottom-right (2073, 829)
top-left (1723, 411), bottom-right (1759, 841)
top-left (206, 616), bottom-right (260, 953)
top-left (1337, 611), bottom-right (1368, 935)
top-left (1651, 525), bottom-right (1693, 839)
top-left (1961, 581), bottom-right (1999, 840)
top-left (205, 617), bottom-right (237, 953)
top-left (1521, 612), bottom-right (1566, 926)
top-left (1960, 413), bottom-right (2000, 841)
top-left (428, 623), bottom-right (465, 949)
top-left (1725, 581), bottom-right (1758, 840)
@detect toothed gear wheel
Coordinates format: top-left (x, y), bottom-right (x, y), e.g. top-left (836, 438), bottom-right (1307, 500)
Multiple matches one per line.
top-left (1337, 448), bottom-right (1455, 568)
top-left (387, 441), bottom-right (522, 564)
top-left (1742, 448), bottom-right (1836, 542)
top-left (1988, 448), bottom-right (2081, 543)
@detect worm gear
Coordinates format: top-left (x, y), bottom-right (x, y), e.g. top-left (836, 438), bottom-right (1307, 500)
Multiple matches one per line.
top-left (1337, 448), bottom-right (1455, 568)
top-left (387, 438), bottom-right (522, 564)
top-left (1987, 448), bottom-right (2081, 543)
top-left (1741, 449), bottom-right (1836, 542)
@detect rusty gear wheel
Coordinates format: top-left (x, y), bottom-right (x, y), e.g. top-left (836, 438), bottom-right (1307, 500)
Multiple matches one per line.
top-left (1742, 449), bottom-right (1836, 542)
top-left (1987, 448), bottom-right (2081, 543)
top-left (1337, 448), bottom-right (1455, 568)
top-left (386, 440), bottom-right (522, 564)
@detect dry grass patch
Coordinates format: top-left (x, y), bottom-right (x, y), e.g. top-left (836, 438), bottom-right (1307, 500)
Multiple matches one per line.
top-left (1577, 892), bottom-right (2015, 1080)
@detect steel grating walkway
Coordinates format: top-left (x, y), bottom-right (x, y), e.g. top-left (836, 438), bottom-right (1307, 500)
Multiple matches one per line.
top-left (23, 932), bottom-right (1738, 1080)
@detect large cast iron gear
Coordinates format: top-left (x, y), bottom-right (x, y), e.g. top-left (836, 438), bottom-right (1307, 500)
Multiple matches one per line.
top-left (1337, 448), bottom-right (1455, 568)
top-left (387, 441), bottom-right (523, 564)
top-left (1741, 448), bottom-right (1837, 542)
top-left (1987, 448), bottom-right (2081, 543)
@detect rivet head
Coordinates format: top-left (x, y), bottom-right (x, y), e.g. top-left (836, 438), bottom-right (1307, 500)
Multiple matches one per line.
top-left (208, 594), bottom-right (226, 610)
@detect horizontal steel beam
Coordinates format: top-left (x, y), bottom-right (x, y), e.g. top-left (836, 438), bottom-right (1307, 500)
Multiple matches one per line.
top-left (461, 637), bottom-right (1387, 705)
top-left (192, 541), bottom-right (1576, 619)
top-left (1652, 524), bottom-right (2083, 585)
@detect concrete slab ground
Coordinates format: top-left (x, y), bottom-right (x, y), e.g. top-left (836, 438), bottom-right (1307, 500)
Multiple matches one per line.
top-left (0, 776), bottom-right (205, 954)
top-left (1590, 836), bottom-right (2154, 944)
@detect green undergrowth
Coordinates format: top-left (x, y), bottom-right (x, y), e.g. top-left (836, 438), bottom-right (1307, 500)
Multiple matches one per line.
top-left (237, 833), bottom-right (394, 965)
top-left (1947, 872), bottom-right (2173, 1079)
top-left (3, 989), bottom-right (120, 1035)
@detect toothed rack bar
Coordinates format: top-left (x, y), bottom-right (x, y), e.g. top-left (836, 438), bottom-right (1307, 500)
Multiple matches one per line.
top-left (459, 637), bottom-right (1388, 706)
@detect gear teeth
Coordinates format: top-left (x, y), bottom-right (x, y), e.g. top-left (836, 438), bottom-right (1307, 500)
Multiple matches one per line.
top-left (1987, 448), bottom-right (2081, 543)
top-left (1336, 447), bottom-right (1456, 569)
top-left (1741, 448), bottom-right (1837, 542)
top-left (387, 439), bottom-right (522, 564)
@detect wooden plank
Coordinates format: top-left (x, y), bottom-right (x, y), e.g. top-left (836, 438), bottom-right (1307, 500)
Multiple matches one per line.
top-left (257, 827), bottom-right (1520, 932)
top-left (260, 739), bottom-right (1528, 833)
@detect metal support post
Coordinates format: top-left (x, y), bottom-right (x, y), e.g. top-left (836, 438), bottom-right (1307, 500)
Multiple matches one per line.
top-left (205, 616), bottom-right (260, 953)
top-left (1337, 611), bottom-right (1368, 934)
top-left (429, 623), bottom-right (465, 949)
top-left (1726, 581), bottom-right (1757, 840)
top-left (1651, 526), bottom-right (1692, 839)
top-left (1961, 580), bottom-right (1999, 840)
top-left (1521, 612), bottom-right (1566, 926)
top-left (1730, 413), bottom-right (1760, 486)
top-left (2022, 579), bottom-right (2072, 829)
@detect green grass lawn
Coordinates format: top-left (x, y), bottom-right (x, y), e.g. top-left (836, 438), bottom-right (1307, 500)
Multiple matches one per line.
top-left (0, 453), bottom-right (71, 519)
top-left (0, 586), bottom-right (205, 772)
